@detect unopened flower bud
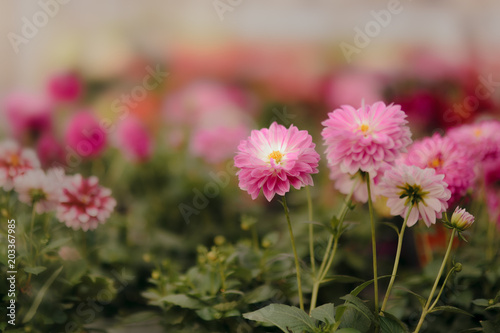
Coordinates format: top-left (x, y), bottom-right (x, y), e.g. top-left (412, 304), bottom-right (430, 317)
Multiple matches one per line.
top-left (450, 207), bottom-right (474, 231)
top-left (454, 262), bottom-right (462, 272)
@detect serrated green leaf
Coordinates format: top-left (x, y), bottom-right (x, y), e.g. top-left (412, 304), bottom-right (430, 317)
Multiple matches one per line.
top-left (485, 303), bottom-right (500, 310)
top-left (340, 294), bottom-right (374, 322)
top-left (429, 305), bottom-right (473, 317)
top-left (24, 266), bottom-right (47, 275)
top-left (160, 294), bottom-right (204, 310)
top-left (243, 285), bottom-right (276, 304)
top-left (380, 313), bottom-right (408, 333)
top-left (310, 303), bottom-right (335, 324)
top-left (243, 304), bottom-right (316, 333)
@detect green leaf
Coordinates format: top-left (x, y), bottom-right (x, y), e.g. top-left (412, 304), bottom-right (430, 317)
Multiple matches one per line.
top-left (24, 266), bottom-right (47, 275)
top-left (472, 299), bottom-right (490, 307)
top-left (338, 306), bottom-right (371, 333)
top-left (40, 237), bottom-right (72, 253)
top-left (429, 305), bottom-right (473, 317)
top-left (485, 303), bottom-right (500, 310)
top-left (160, 294), bottom-right (204, 310)
top-left (395, 287), bottom-right (427, 308)
top-left (482, 318), bottom-right (500, 333)
top-left (380, 313), bottom-right (408, 333)
top-left (350, 275), bottom-right (391, 297)
top-left (336, 329), bottom-right (362, 333)
top-left (381, 222), bottom-right (400, 236)
top-left (310, 303), bottom-right (336, 324)
top-left (243, 285), bottom-right (276, 304)
top-left (322, 275), bottom-right (364, 284)
top-left (243, 304), bottom-right (316, 333)
top-left (23, 266), bottom-right (63, 323)
top-left (340, 295), bottom-right (375, 322)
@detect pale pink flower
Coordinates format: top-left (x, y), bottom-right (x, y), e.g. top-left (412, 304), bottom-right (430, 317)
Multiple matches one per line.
top-left (234, 122), bottom-right (320, 201)
top-left (379, 165), bottom-right (451, 227)
top-left (58, 246), bottom-right (81, 261)
top-left (14, 168), bottom-right (65, 214)
top-left (324, 71), bottom-right (383, 110)
top-left (447, 120), bottom-right (500, 163)
top-left (191, 125), bottom-right (249, 164)
top-left (322, 102), bottom-right (412, 177)
top-left (404, 133), bottom-right (475, 204)
top-left (450, 207), bottom-right (474, 231)
top-left (64, 111), bottom-right (107, 158)
top-left (115, 116), bottom-right (153, 162)
top-left (0, 140), bottom-right (40, 191)
top-left (57, 174), bottom-right (116, 231)
top-left (47, 72), bottom-right (82, 103)
top-left (4, 92), bottom-right (53, 140)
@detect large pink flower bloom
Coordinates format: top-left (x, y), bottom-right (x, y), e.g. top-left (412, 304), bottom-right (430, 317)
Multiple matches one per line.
top-left (404, 133), bottom-right (475, 204)
top-left (322, 102), bottom-right (412, 176)
top-left (65, 111), bottom-right (107, 158)
top-left (57, 174), bottom-right (116, 231)
top-left (379, 165), bottom-right (451, 227)
top-left (14, 168), bottom-right (65, 213)
top-left (234, 122), bottom-right (320, 201)
top-left (115, 116), bottom-right (153, 162)
top-left (0, 140), bottom-right (40, 191)
top-left (447, 120), bottom-right (500, 163)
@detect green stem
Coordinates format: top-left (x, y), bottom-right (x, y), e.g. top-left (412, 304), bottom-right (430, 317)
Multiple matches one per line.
top-left (367, 175), bottom-right (379, 312)
top-left (282, 196), bottom-right (304, 310)
top-left (487, 219), bottom-right (496, 261)
top-left (29, 203), bottom-right (36, 261)
top-left (251, 223), bottom-right (259, 251)
top-left (428, 267), bottom-right (456, 312)
top-left (306, 186), bottom-right (316, 276)
top-left (310, 183), bottom-right (356, 313)
top-left (414, 229), bottom-right (456, 333)
top-left (380, 205), bottom-right (413, 313)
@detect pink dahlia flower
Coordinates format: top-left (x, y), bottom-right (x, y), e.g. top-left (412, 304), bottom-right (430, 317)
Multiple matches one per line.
top-left (115, 116), bottom-right (153, 162)
top-left (47, 71), bottom-right (82, 103)
top-left (14, 168), bottom-right (65, 213)
top-left (379, 165), bottom-right (451, 227)
top-left (4, 92), bottom-right (53, 141)
top-left (322, 102), bottom-right (412, 176)
top-left (234, 122), bottom-right (320, 201)
top-left (447, 120), bottom-right (500, 163)
top-left (191, 125), bottom-right (249, 164)
top-left (57, 174), bottom-right (116, 231)
top-left (404, 133), bottom-right (475, 204)
top-left (36, 133), bottom-right (65, 168)
top-left (65, 111), bottom-right (107, 158)
top-left (0, 140), bottom-right (40, 191)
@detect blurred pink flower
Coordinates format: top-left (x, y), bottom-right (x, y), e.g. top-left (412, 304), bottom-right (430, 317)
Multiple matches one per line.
top-left (484, 159), bottom-right (500, 226)
top-left (0, 140), bottom-right (40, 191)
top-left (58, 246), bottom-right (81, 261)
top-left (447, 120), bottom-right (500, 163)
top-left (191, 125), bottom-right (248, 164)
top-left (36, 133), bottom-right (65, 168)
top-left (65, 111), bottom-right (107, 159)
top-left (4, 92), bottom-right (53, 141)
top-left (323, 71), bottom-right (383, 109)
top-left (322, 102), bottom-right (412, 177)
top-left (47, 72), bottom-right (82, 103)
top-left (57, 174), bottom-right (116, 231)
top-left (404, 133), bottom-right (475, 204)
top-left (115, 116), bottom-right (153, 162)
top-left (14, 168), bottom-right (65, 214)
top-left (379, 165), bottom-right (451, 227)
top-left (234, 122), bottom-right (320, 201)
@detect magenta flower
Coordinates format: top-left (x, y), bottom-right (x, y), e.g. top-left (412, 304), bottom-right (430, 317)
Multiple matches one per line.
top-left (379, 165), bottom-right (451, 227)
top-left (115, 116), bottom-right (153, 162)
top-left (65, 111), bottom-right (107, 158)
top-left (447, 120), bottom-right (500, 163)
top-left (14, 168), bottom-right (65, 214)
top-left (234, 122), bottom-right (320, 201)
top-left (4, 92), bottom-right (53, 141)
top-left (0, 140), bottom-right (40, 191)
top-left (322, 102), bottom-right (412, 176)
top-left (47, 71), bottom-right (82, 103)
top-left (404, 133), bottom-right (475, 204)
top-left (36, 133), bottom-right (65, 168)
top-left (57, 174), bottom-right (116, 231)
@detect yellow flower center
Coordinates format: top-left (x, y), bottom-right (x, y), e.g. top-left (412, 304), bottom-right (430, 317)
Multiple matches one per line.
top-left (428, 157), bottom-right (443, 168)
top-left (474, 129), bottom-right (482, 137)
top-left (9, 154), bottom-right (20, 167)
top-left (268, 150), bottom-right (283, 163)
top-left (359, 124), bottom-right (370, 134)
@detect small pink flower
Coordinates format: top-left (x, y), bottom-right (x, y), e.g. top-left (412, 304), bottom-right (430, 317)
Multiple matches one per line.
top-left (14, 168), bottom-right (65, 214)
top-left (447, 120), bottom-right (500, 163)
top-left (404, 133), bottom-right (475, 204)
top-left (57, 174), bottom-right (116, 231)
top-left (322, 102), bottom-right (412, 176)
top-left (36, 133), bottom-right (65, 168)
top-left (0, 140), bottom-right (40, 191)
top-left (64, 111), bottom-right (107, 158)
top-left (47, 72), bottom-right (82, 103)
top-left (58, 246), bottom-right (81, 261)
top-left (234, 122), bottom-right (320, 201)
top-left (115, 116), bottom-right (153, 162)
top-left (379, 165), bottom-right (451, 227)
top-left (4, 92), bottom-right (53, 140)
